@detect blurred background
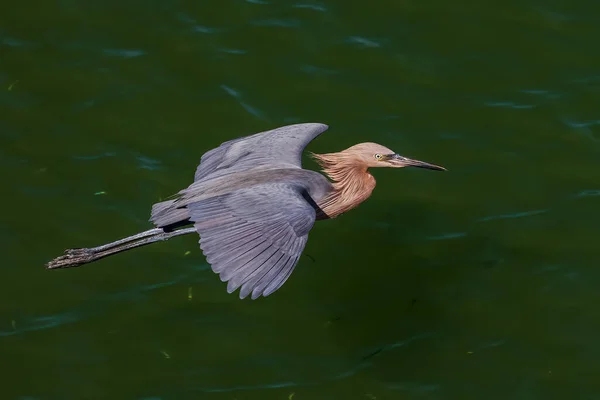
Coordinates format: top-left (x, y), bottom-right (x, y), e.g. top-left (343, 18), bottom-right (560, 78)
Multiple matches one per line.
top-left (2, 0), bottom-right (600, 398)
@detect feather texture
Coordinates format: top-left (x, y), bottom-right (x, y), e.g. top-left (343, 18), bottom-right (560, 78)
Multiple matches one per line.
top-left (194, 123), bottom-right (328, 182)
top-left (188, 183), bottom-right (316, 299)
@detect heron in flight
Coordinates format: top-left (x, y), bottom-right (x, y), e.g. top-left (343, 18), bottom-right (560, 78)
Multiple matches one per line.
top-left (46, 123), bottom-right (445, 299)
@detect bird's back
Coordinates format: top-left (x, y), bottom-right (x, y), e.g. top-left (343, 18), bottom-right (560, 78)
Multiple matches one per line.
top-left (150, 167), bottom-right (332, 228)
top-left (193, 123), bottom-right (328, 182)
top-left (150, 123), bottom-right (331, 229)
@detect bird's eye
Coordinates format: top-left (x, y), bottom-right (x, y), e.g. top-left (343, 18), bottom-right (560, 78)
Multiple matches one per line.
top-left (374, 153), bottom-right (382, 160)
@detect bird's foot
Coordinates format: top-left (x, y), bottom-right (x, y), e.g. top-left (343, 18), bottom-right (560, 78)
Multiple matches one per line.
top-left (45, 248), bottom-right (96, 269)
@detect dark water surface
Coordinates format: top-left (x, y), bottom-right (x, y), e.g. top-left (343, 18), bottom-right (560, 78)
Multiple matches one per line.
top-left (2, 0), bottom-right (600, 398)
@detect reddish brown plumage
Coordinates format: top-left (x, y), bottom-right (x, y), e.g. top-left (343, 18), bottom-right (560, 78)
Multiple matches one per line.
top-left (310, 143), bottom-right (395, 218)
top-left (311, 142), bottom-right (445, 219)
top-left (311, 152), bottom-right (375, 218)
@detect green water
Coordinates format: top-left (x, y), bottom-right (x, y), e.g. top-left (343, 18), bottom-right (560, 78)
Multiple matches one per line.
top-left (2, 0), bottom-right (600, 398)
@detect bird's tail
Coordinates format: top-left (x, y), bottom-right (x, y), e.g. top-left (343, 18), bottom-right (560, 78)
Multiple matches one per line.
top-left (45, 227), bottom-right (197, 270)
top-left (150, 199), bottom-right (191, 228)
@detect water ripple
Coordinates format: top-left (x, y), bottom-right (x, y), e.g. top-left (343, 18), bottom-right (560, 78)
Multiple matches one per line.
top-left (192, 334), bottom-right (430, 393)
top-left (219, 48), bottom-right (247, 55)
top-left (72, 152), bottom-right (117, 161)
top-left (0, 270), bottom-right (206, 337)
top-left (576, 190), bottom-right (600, 197)
top-left (484, 101), bottom-right (535, 109)
top-left (221, 84), bottom-right (268, 121)
top-left (478, 208), bottom-right (550, 222)
top-left (301, 65), bottom-right (338, 75)
top-left (221, 85), bottom-right (241, 98)
top-left (476, 339), bottom-right (507, 350)
top-left (135, 154), bottom-right (162, 171)
top-left (330, 362), bottom-right (371, 379)
top-left (240, 102), bottom-right (266, 120)
top-left (562, 118), bottom-right (600, 129)
top-left (0, 310), bottom-right (81, 337)
top-left (2, 37), bottom-right (32, 47)
top-left (197, 381), bottom-right (299, 393)
top-left (386, 382), bottom-right (439, 392)
top-left (174, 12), bottom-right (220, 33)
top-left (192, 25), bottom-right (218, 34)
top-left (103, 48), bottom-right (146, 58)
top-left (251, 19), bottom-right (300, 28)
top-left (0, 149), bottom-right (28, 165)
top-left (194, 361), bottom-right (373, 393)
top-left (562, 118), bottom-right (600, 142)
top-left (362, 332), bottom-right (434, 361)
top-left (427, 232), bottom-right (467, 241)
top-left (346, 36), bottom-right (380, 48)
top-left (292, 3), bottom-right (327, 12)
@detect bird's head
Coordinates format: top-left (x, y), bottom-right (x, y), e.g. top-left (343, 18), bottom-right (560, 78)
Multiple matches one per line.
top-left (344, 142), bottom-right (446, 171)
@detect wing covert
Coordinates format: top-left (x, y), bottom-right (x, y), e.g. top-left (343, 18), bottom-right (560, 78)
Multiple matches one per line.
top-left (194, 123), bottom-right (328, 182)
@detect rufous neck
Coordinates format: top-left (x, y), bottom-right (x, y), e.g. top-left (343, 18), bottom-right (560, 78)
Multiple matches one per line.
top-left (311, 152), bottom-right (376, 218)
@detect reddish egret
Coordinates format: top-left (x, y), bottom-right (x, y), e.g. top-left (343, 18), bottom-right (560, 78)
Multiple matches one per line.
top-left (46, 123), bottom-right (445, 299)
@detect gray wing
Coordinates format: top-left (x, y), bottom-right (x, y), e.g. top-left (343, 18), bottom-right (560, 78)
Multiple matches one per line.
top-left (194, 123), bottom-right (328, 182)
top-left (188, 183), bottom-right (316, 299)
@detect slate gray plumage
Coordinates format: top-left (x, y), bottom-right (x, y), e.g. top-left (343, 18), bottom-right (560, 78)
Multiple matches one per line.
top-left (151, 123), bottom-right (332, 299)
top-left (47, 124), bottom-right (335, 299)
top-left (46, 122), bottom-right (446, 300)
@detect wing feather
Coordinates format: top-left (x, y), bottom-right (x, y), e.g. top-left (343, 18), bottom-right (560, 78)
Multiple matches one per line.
top-left (251, 253), bottom-right (291, 298)
top-left (188, 183), bottom-right (316, 299)
top-left (194, 123), bottom-right (328, 182)
top-left (262, 255), bottom-right (300, 297)
top-left (239, 251), bottom-right (285, 299)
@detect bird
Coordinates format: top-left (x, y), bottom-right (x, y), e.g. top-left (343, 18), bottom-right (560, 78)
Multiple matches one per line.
top-left (46, 123), bottom-right (446, 299)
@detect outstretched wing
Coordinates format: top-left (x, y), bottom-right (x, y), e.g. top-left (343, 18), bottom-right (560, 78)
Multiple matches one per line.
top-left (194, 123), bottom-right (328, 182)
top-left (188, 183), bottom-right (317, 299)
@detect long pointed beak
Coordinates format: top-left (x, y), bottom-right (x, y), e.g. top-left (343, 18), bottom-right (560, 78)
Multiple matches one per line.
top-left (389, 154), bottom-right (446, 171)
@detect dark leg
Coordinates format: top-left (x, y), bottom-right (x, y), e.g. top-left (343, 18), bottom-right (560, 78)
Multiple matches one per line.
top-left (75, 228), bottom-right (164, 253)
top-left (45, 227), bottom-right (197, 269)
